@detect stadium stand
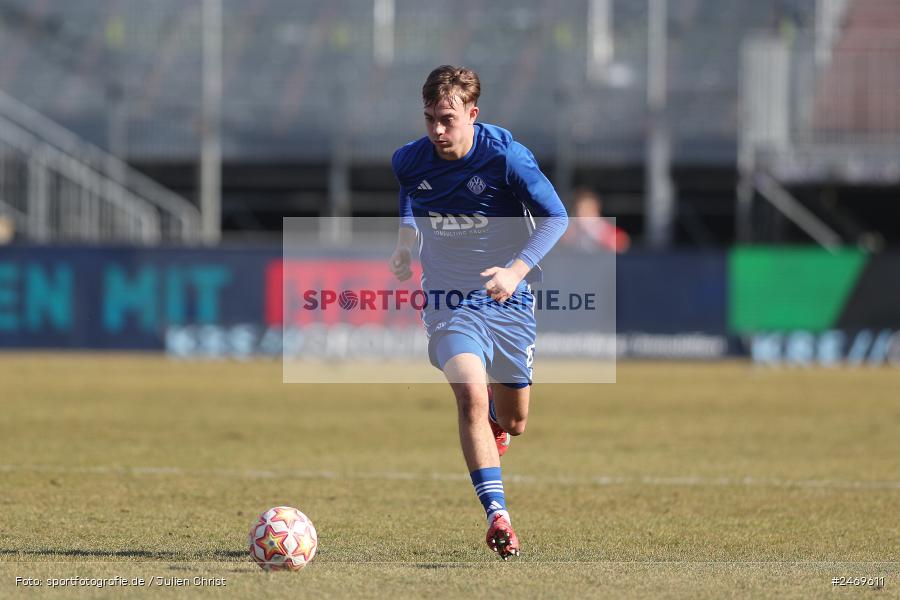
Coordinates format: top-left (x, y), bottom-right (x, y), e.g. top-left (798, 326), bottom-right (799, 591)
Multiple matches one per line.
top-left (0, 0), bottom-right (818, 163)
top-left (813, 0), bottom-right (900, 138)
top-left (6, 0), bottom-right (900, 246)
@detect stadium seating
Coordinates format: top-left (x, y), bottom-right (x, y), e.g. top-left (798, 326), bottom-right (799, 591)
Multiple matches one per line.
top-left (0, 0), bottom-right (817, 163)
top-left (813, 0), bottom-right (900, 139)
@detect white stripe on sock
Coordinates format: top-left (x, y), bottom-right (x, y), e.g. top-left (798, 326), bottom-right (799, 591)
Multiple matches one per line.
top-left (475, 482), bottom-right (503, 489)
top-left (474, 480), bottom-right (503, 491)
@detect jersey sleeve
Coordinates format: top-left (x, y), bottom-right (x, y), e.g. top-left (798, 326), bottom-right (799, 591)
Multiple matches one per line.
top-left (398, 185), bottom-right (416, 229)
top-left (392, 148), bottom-right (417, 230)
top-left (505, 141), bottom-right (569, 268)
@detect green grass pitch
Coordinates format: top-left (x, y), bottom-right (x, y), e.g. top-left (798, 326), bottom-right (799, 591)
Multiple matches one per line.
top-left (0, 354), bottom-right (898, 598)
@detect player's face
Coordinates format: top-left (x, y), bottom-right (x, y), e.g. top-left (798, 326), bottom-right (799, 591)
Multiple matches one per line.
top-left (424, 98), bottom-right (478, 160)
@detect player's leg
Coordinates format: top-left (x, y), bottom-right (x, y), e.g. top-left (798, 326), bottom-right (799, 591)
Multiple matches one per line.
top-left (441, 352), bottom-right (497, 471)
top-left (485, 293), bottom-right (536, 455)
top-left (435, 332), bottom-right (518, 559)
top-left (488, 381), bottom-right (530, 436)
top-left (485, 385), bottom-right (511, 457)
top-left (485, 381), bottom-right (528, 457)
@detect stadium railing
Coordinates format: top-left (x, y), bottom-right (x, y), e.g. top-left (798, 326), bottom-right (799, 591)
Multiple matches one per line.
top-left (0, 89), bottom-right (200, 245)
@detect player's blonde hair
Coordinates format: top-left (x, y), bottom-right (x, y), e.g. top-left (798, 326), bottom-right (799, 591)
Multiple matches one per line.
top-left (422, 65), bottom-right (481, 108)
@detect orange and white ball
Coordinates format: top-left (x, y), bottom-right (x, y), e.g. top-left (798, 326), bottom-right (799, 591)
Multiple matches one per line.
top-left (248, 506), bottom-right (317, 571)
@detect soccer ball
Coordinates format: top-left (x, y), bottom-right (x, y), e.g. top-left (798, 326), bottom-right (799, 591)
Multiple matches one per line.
top-left (248, 506), bottom-right (317, 571)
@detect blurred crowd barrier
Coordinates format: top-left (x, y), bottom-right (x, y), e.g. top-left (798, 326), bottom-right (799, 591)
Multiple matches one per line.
top-left (0, 243), bottom-right (898, 366)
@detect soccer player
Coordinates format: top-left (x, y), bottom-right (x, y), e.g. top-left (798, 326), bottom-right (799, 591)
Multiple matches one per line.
top-left (389, 65), bottom-right (568, 559)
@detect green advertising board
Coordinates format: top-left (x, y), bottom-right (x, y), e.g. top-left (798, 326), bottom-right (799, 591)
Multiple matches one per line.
top-left (729, 247), bottom-right (867, 333)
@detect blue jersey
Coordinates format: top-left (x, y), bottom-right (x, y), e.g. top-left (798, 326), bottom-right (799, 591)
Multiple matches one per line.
top-left (392, 122), bottom-right (568, 296)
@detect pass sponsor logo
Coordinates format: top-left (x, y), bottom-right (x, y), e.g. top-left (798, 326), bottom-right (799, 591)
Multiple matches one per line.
top-left (428, 212), bottom-right (488, 231)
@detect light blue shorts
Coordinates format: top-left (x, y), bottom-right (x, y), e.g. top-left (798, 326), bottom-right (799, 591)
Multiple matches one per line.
top-left (425, 284), bottom-right (535, 388)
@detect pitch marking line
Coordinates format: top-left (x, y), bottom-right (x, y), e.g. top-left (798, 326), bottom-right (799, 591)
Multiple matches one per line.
top-left (1, 560), bottom-right (899, 565)
top-left (1, 464), bottom-right (899, 490)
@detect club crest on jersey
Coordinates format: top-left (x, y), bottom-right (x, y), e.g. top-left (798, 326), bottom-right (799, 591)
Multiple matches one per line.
top-left (467, 175), bottom-right (486, 195)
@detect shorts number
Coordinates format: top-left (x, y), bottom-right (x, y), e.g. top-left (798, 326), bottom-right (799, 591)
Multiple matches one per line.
top-left (525, 344), bottom-right (535, 368)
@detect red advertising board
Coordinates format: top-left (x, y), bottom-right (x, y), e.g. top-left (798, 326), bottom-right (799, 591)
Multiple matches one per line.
top-left (266, 259), bottom-right (424, 326)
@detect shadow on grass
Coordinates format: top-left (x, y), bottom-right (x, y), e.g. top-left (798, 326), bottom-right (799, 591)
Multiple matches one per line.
top-left (0, 548), bottom-right (247, 560)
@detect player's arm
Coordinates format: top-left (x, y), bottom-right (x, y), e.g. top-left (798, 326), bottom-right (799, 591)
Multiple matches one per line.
top-left (506, 141), bottom-right (569, 268)
top-left (482, 142), bottom-right (569, 301)
top-left (390, 183), bottom-right (417, 281)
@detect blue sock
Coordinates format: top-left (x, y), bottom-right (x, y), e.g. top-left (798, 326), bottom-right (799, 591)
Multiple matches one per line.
top-left (488, 396), bottom-right (498, 424)
top-left (470, 467), bottom-right (509, 525)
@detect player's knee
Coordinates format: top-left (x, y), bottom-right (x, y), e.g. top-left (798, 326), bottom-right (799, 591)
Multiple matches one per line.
top-left (454, 384), bottom-right (489, 422)
top-left (500, 416), bottom-right (527, 436)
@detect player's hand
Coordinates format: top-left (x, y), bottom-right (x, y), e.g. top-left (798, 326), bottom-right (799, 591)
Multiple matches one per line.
top-left (390, 247), bottom-right (412, 281)
top-left (480, 266), bottom-right (522, 303)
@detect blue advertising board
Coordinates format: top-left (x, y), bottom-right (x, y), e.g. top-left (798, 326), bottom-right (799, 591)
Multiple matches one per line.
top-left (0, 245), bottom-right (730, 354)
top-left (0, 245), bottom-right (274, 349)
